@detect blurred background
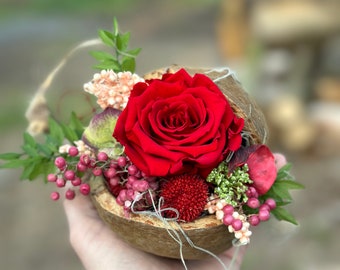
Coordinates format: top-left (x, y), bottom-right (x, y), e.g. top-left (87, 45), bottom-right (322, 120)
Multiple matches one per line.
top-left (1, 0), bottom-right (340, 269)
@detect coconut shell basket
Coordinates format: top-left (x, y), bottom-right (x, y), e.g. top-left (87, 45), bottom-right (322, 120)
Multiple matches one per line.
top-left (89, 66), bottom-right (268, 260)
top-left (0, 21), bottom-right (302, 266)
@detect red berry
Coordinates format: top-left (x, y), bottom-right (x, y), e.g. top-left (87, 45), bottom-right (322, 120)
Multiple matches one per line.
top-left (265, 198), bottom-right (277, 210)
top-left (231, 219), bottom-right (243, 231)
top-left (223, 204), bottom-right (234, 215)
top-left (50, 191), bottom-right (60, 201)
top-left (117, 156), bottom-right (127, 167)
top-left (68, 146), bottom-right (79, 157)
top-left (71, 177), bottom-right (82, 186)
top-left (56, 178), bottom-right (66, 188)
top-left (104, 168), bottom-right (116, 178)
top-left (76, 162), bottom-right (87, 172)
top-left (47, 174), bottom-right (57, 182)
top-left (222, 214), bottom-right (234, 226)
top-left (54, 157), bottom-right (66, 169)
top-left (249, 215), bottom-right (260, 226)
top-left (79, 154), bottom-right (90, 165)
top-left (259, 203), bottom-right (271, 212)
top-left (64, 170), bottom-right (76, 180)
top-left (92, 167), bottom-right (102, 176)
top-left (65, 189), bottom-right (75, 200)
top-left (109, 176), bottom-right (120, 187)
top-left (127, 164), bottom-right (138, 176)
top-left (247, 198), bottom-right (260, 209)
top-left (259, 209), bottom-right (270, 221)
top-left (97, 152), bottom-right (108, 161)
top-left (79, 183), bottom-right (91, 195)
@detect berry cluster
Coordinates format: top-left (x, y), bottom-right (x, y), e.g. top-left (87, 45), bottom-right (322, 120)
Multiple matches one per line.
top-left (103, 156), bottom-right (159, 213)
top-left (245, 186), bottom-right (277, 226)
top-left (48, 146), bottom-right (96, 200)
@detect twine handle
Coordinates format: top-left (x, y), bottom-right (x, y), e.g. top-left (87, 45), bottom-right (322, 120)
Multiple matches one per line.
top-left (25, 38), bottom-right (102, 136)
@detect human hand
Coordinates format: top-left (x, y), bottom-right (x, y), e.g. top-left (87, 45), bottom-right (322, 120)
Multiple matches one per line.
top-left (64, 194), bottom-right (246, 270)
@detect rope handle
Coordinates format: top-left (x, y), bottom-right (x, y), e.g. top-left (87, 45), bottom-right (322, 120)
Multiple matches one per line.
top-left (25, 38), bottom-right (102, 136)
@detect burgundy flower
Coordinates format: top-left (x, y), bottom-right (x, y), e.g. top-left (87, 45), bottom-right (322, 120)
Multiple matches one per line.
top-left (229, 145), bottom-right (277, 195)
top-left (160, 174), bottom-right (209, 222)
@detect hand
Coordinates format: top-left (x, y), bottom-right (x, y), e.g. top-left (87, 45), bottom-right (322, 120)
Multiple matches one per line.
top-left (64, 194), bottom-right (246, 270)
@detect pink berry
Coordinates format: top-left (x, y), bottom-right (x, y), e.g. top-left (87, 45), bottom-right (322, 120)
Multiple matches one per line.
top-left (50, 191), bottom-right (60, 201)
top-left (79, 154), bottom-right (90, 165)
top-left (104, 168), bottom-right (117, 179)
top-left (265, 198), bottom-right (277, 210)
top-left (64, 170), bottom-right (75, 180)
top-left (68, 146), bottom-right (79, 157)
top-left (79, 183), bottom-right (91, 195)
top-left (133, 180), bottom-right (149, 192)
top-left (117, 156), bottom-right (127, 167)
top-left (92, 167), bottom-right (102, 176)
top-left (259, 209), bottom-right (270, 221)
top-left (47, 174), bottom-right (57, 182)
top-left (54, 157), bottom-right (66, 169)
top-left (259, 203), bottom-right (271, 212)
top-left (65, 189), bottom-right (75, 200)
top-left (76, 162), bottom-right (87, 172)
top-left (231, 219), bottom-right (243, 231)
top-left (249, 215), bottom-right (260, 226)
top-left (109, 177), bottom-right (120, 186)
top-left (222, 214), bottom-right (234, 226)
top-left (56, 178), bottom-right (66, 188)
top-left (97, 152), bottom-right (108, 161)
top-left (223, 204), bottom-right (234, 215)
top-left (127, 164), bottom-right (138, 176)
top-left (71, 177), bottom-right (82, 186)
top-left (247, 198), bottom-right (260, 209)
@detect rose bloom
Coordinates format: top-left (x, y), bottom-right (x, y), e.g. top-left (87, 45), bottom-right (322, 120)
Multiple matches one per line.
top-left (113, 69), bottom-right (244, 177)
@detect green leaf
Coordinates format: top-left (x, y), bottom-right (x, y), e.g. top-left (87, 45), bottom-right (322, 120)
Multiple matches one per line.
top-left (69, 112), bottom-right (84, 139)
top-left (98, 30), bottom-right (114, 47)
top-left (0, 159), bottom-right (31, 169)
top-left (271, 207), bottom-right (298, 225)
top-left (20, 160), bottom-right (37, 180)
top-left (275, 180), bottom-right (305, 190)
top-left (23, 132), bottom-right (36, 148)
top-left (0, 152), bottom-right (23, 160)
top-left (121, 57), bottom-right (135, 72)
top-left (93, 60), bottom-right (121, 72)
top-left (22, 144), bottom-right (39, 157)
top-left (48, 118), bottom-right (64, 145)
top-left (90, 51), bottom-right (116, 62)
top-left (126, 48), bottom-right (142, 57)
top-left (37, 143), bottom-right (53, 157)
top-left (270, 184), bottom-right (292, 202)
top-left (116, 32), bottom-right (130, 51)
top-left (113, 17), bottom-right (119, 36)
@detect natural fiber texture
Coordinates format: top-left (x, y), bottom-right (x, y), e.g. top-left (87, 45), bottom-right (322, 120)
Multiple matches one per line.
top-left (90, 176), bottom-right (234, 260)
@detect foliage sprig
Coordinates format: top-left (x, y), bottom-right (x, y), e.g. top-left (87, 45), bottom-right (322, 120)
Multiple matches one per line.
top-left (0, 113), bottom-right (84, 181)
top-left (90, 17), bottom-right (141, 72)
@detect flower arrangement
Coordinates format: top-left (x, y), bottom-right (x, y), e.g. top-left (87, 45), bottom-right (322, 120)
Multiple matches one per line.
top-left (0, 19), bottom-right (303, 262)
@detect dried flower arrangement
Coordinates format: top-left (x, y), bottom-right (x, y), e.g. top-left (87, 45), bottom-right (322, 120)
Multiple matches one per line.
top-left (0, 18), bottom-right (303, 267)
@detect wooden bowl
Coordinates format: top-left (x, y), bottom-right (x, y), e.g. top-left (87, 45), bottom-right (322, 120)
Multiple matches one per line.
top-left (90, 66), bottom-right (268, 259)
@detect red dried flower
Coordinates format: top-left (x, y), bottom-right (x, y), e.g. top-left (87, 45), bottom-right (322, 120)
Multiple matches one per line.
top-left (160, 174), bottom-right (209, 222)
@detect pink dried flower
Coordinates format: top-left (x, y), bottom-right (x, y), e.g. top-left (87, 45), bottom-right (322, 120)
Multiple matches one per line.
top-left (83, 70), bottom-right (144, 110)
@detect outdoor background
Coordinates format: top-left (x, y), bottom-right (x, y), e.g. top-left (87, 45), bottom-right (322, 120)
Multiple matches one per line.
top-left (1, 0), bottom-right (340, 269)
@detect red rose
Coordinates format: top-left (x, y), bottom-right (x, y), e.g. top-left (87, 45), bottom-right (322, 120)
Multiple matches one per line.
top-left (113, 69), bottom-right (244, 177)
top-left (228, 145), bottom-right (277, 195)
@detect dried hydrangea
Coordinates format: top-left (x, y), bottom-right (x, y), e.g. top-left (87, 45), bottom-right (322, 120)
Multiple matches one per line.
top-left (83, 70), bottom-right (144, 110)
